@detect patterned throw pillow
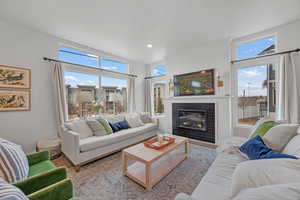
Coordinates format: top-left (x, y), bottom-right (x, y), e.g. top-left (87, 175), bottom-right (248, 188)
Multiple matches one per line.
top-left (86, 120), bottom-right (107, 136)
top-left (96, 118), bottom-right (113, 134)
top-left (0, 178), bottom-right (28, 200)
top-left (0, 141), bottom-right (29, 183)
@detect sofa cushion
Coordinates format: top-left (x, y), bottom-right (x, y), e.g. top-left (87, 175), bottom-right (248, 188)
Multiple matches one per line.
top-left (0, 178), bottom-right (28, 200)
top-left (283, 135), bottom-right (300, 157)
top-left (240, 136), bottom-right (297, 160)
top-left (263, 124), bottom-right (298, 152)
top-left (96, 117), bottom-right (113, 135)
top-left (103, 115), bottom-right (125, 124)
top-left (250, 121), bottom-right (279, 138)
top-left (86, 120), bottom-right (107, 136)
top-left (79, 123), bottom-right (157, 152)
top-left (191, 150), bottom-right (247, 200)
top-left (65, 120), bottom-right (94, 139)
top-left (231, 158), bottom-right (300, 197)
top-left (233, 183), bottom-right (300, 200)
top-left (139, 112), bottom-right (152, 123)
top-left (28, 160), bottom-right (56, 177)
top-left (125, 113), bottom-right (144, 128)
top-left (109, 122), bottom-right (120, 133)
top-left (0, 141), bottom-right (29, 183)
top-left (249, 117), bottom-right (275, 138)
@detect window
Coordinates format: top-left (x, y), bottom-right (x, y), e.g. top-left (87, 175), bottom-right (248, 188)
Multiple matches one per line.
top-left (59, 46), bottom-right (99, 67)
top-left (233, 35), bottom-right (277, 126)
top-left (153, 81), bottom-right (166, 115)
top-left (236, 65), bottom-right (276, 125)
top-left (59, 46), bottom-right (128, 119)
top-left (100, 58), bottom-right (127, 73)
top-left (152, 65), bottom-right (167, 76)
top-left (236, 36), bottom-right (276, 60)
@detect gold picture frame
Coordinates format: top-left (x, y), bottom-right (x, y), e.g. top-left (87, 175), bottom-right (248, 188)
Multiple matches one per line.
top-left (0, 90), bottom-right (31, 112)
top-left (0, 65), bottom-right (31, 89)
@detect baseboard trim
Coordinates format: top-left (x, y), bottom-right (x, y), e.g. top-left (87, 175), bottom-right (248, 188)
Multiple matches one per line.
top-left (188, 138), bottom-right (217, 149)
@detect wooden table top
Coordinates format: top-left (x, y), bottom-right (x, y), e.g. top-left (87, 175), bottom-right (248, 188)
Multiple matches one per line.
top-left (123, 135), bottom-right (188, 163)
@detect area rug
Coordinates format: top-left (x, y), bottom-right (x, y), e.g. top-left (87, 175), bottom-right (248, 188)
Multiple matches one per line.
top-left (53, 144), bottom-right (216, 200)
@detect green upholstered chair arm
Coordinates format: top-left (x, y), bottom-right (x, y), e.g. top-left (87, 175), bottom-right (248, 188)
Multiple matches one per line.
top-left (27, 179), bottom-right (75, 200)
top-left (27, 151), bottom-right (50, 166)
top-left (14, 167), bottom-right (67, 195)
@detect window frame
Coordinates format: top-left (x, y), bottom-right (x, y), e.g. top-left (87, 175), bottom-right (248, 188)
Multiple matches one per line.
top-left (58, 45), bottom-right (130, 120)
top-left (231, 56), bottom-right (280, 128)
top-left (151, 63), bottom-right (168, 76)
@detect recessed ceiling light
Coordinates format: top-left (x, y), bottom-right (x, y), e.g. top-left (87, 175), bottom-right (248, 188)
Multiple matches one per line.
top-left (147, 44), bottom-right (153, 48)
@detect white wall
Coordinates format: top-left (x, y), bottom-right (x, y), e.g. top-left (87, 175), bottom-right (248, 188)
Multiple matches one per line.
top-left (153, 19), bottom-right (300, 143)
top-left (0, 19), bottom-right (147, 153)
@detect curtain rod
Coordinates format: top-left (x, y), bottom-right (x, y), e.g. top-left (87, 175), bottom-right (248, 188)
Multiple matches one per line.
top-left (231, 48), bottom-right (300, 64)
top-left (43, 57), bottom-right (138, 78)
top-left (144, 74), bottom-right (166, 79)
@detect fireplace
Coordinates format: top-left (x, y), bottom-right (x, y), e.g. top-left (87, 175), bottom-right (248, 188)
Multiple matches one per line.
top-left (173, 103), bottom-right (215, 143)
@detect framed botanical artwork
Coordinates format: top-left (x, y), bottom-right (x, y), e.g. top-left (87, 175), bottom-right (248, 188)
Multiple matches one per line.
top-left (0, 90), bottom-right (31, 112)
top-left (0, 65), bottom-right (31, 89)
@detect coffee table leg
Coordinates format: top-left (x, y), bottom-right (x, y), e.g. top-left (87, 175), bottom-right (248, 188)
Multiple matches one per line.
top-left (185, 141), bottom-right (189, 154)
top-left (122, 152), bottom-right (128, 176)
top-left (145, 163), bottom-right (152, 190)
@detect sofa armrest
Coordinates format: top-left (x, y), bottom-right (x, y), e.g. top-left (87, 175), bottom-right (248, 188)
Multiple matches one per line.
top-left (27, 179), bottom-right (74, 200)
top-left (175, 193), bottom-right (197, 200)
top-left (61, 128), bottom-right (80, 161)
top-left (14, 167), bottom-right (67, 195)
top-left (27, 151), bottom-right (50, 166)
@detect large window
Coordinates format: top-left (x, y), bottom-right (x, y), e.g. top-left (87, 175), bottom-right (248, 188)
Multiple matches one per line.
top-left (233, 36), bottom-right (277, 126)
top-left (59, 46), bottom-right (128, 119)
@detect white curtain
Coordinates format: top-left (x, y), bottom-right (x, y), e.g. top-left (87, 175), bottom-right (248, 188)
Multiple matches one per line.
top-left (144, 78), bottom-right (152, 115)
top-left (128, 78), bottom-right (136, 113)
top-left (52, 62), bottom-right (67, 137)
top-left (277, 53), bottom-right (299, 124)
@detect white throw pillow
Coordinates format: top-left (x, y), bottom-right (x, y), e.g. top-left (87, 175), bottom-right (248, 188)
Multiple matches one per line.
top-left (283, 135), bottom-right (300, 158)
top-left (233, 183), bottom-right (300, 200)
top-left (125, 113), bottom-right (144, 128)
top-left (65, 120), bottom-right (94, 139)
top-left (248, 117), bottom-right (274, 138)
top-left (102, 115), bottom-right (125, 124)
top-left (231, 159), bottom-right (300, 198)
top-left (139, 112), bottom-right (152, 123)
top-left (262, 124), bottom-right (298, 152)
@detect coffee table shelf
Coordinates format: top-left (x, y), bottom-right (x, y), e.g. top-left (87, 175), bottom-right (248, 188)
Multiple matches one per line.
top-left (122, 136), bottom-right (188, 190)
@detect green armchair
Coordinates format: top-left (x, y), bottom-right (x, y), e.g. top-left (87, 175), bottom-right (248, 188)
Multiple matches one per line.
top-left (14, 167), bottom-right (78, 200)
top-left (26, 151), bottom-right (56, 177)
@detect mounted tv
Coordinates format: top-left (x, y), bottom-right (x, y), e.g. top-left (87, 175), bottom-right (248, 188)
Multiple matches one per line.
top-left (174, 69), bottom-right (215, 96)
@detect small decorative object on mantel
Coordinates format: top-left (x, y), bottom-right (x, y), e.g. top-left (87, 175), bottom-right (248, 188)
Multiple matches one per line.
top-left (0, 65), bottom-right (31, 112)
top-left (144, 136), bottom-right (175, 150)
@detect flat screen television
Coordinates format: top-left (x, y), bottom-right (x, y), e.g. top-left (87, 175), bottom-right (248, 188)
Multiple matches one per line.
top-left (174, 69), bottom-right (215, 96)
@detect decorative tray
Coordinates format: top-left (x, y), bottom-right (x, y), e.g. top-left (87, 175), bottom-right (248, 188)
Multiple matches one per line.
top-left (143, 136), bottom-right (175, 150)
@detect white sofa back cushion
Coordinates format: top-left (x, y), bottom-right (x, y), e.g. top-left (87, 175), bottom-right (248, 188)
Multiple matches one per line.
top-left (65, 120), bottom-right (94, 139)
top-left (283, 135), bottom-right (300, 157)
top-left (231, 159), bottom-right (300, 198)
top-left (263, 124), bottom-right (298, 152)
top-left (102, 115), bottom-right (125, 124)
top-left (233, 183), bottom-right (300, 200)
top-left (125, 113), bottom-right (144, 128)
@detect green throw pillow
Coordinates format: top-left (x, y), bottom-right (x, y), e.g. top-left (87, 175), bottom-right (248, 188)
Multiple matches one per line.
top-left (96, 117), bottom-right (113, 135)
top-left (250, 121), bottom-right (280, 138)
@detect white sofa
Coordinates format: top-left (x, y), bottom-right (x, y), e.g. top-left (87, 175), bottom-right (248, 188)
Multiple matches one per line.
top-left (61, 114), bottom-right (158, 171)
top-left (175, 125), bottom-right (300, 200)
